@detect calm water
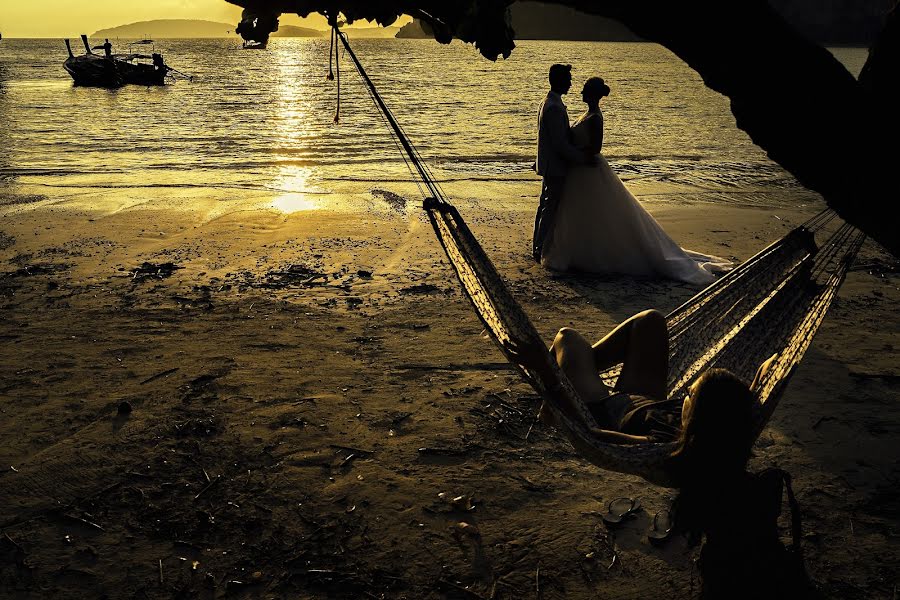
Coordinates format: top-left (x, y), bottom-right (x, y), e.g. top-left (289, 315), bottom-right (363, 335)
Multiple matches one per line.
top-left (0, 38), bottom-right (868, 211)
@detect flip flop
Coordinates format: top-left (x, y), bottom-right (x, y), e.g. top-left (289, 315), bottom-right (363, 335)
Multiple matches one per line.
top-left (602, 497), bottom-right (641, 526)
top-left (647, 509), bottom-right (674, 545)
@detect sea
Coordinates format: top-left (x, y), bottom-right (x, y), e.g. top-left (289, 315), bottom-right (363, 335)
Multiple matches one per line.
top-left (0, 38), bottom-right (868, 213)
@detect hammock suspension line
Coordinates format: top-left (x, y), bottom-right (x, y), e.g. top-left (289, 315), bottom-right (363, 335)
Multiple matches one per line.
top-left (331, 26), bottom-right (449, 204)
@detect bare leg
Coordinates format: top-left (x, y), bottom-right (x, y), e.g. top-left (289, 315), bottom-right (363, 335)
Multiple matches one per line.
top-left (591, 309), bottom-right (669, 400)
top-left (540, 328), bottom-right (614, 425)
top-left (544, 311), bottom-right (668, 428)
top-left (551, 328), bottom-right (614, 403)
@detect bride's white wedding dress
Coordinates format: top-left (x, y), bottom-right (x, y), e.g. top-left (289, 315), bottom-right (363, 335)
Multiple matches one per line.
top-left (541, 112), bottom-right (731, 285)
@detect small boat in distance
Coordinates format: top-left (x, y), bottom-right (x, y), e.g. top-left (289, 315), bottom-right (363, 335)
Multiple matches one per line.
top-left (63, 35), bottom-right (174, 88)
top-left (242, 39), bottom-right (267, 50)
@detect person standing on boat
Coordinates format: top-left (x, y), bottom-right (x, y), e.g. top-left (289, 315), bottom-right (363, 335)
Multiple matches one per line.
top-left (102, 39), bottom-right (112, 58)
top-left (152, 53), bottom-right (168, 74)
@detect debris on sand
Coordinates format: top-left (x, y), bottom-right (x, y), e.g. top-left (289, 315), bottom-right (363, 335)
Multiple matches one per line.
top-left (139, 367), bottom-right (179, 385)
top-left (451, 521), bottom-right (481, 538)
top-left (252, 264), bottom-right (330, 290)
top-left (417, 445), bottom-right (470, 457)
top-left (130, 262), bottom-right (183, 283)
top-left (0, 263), bottom-right (69, 296)
top-left (1, 263), bottom-right (68, 279)
top-left (0, 192), bottom-right (46, 207)
top-left (851, 256), bottom-right (900, 278)
top-left (371, 189), bottom-right (407, 213)
top-left (171, 416), bottom-right (224, 438)
top-left (437, 492), bottom-right (476, 512)
top-left (399, 283), bottom-right (443, 295)
top-left (173, 285), bottom-right (214, 310)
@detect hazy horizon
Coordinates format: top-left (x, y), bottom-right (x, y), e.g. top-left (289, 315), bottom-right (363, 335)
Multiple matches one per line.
top-left (0, 1), bottom-right (410, 38)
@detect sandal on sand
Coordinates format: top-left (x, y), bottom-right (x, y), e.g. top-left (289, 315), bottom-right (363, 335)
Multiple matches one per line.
top-left (648, 509), bottom-right (674, 545)
top-left (602, 497), bottom-right (641, 526)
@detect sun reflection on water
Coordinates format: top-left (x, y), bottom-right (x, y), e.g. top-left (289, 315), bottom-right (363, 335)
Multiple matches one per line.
top-left (270, 165), bottom-right (324, 213)
top-left (270, 44), bottom-right (325, 214)
top-left (272, 193), bottom-right (322, 213)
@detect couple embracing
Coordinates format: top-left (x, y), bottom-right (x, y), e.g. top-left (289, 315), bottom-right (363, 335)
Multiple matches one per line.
top-left (533, 64), bottom-right (730, 285)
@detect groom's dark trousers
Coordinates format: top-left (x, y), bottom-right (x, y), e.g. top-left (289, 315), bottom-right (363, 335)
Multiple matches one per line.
top-left (533, 175), bottom-right (565, 261)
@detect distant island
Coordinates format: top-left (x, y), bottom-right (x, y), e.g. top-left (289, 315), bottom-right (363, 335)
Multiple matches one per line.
top-left (93, 19), bottom-right (322, 39)
top-left (336, 27), bottom-right (402, 39)
top-left (269, 25), bottom-right (325, 38)
top-left (92, 19), bottom-right (401, 41)
top-left (274, 25), bottom-right (400, 39)
top-left (93, 20), bottom-right (236, 39)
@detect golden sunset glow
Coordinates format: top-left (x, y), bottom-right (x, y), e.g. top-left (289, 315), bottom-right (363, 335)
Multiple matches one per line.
top-left (0, 3), bottom-right (895, 598)
top-left (269, 45), bottom-right (323, 213)
top-left (271, 167), bottom-right (325, 214)
top-left (0, 1), bottom-right (409, 38)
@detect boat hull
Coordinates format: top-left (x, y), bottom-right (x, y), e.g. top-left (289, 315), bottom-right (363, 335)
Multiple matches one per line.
top-left (63, 55), bottom-right (124, 88)
top-left (116, 61), bottom-right (167, 86)
top-left (63, 55), bottom-right (167, 88)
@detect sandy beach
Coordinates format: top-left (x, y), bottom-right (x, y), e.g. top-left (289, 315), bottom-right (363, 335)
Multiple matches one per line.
top-left (0, 181), bottom-right (897, 599)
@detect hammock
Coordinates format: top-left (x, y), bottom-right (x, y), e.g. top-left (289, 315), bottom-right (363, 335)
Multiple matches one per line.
top-left (334, 30), bottom-right (866, 487)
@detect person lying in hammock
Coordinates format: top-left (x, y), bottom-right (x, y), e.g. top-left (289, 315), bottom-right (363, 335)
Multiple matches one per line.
top-left (513, 309), bottom-right (778, 445)
top-left (513, 312), bottom-right (818, 597)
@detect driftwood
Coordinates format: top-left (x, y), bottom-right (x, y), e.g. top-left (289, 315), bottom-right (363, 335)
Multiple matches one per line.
top-left (225, 0), bottom-right (900, 256)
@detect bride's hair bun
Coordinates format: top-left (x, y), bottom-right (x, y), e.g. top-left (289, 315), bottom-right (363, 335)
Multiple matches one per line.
top-left (584, 77), bottom-right (610, 98)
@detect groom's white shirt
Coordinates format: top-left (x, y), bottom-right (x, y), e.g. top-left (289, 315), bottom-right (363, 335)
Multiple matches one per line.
top-left (537, 91), bottom-right (585, 177)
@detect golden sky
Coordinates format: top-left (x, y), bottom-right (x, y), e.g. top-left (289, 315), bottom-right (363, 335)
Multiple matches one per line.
top-left (0, 1), bottom-right (407, 38)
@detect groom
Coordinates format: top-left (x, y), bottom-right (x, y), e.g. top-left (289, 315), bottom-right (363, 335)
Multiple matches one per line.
top-left (533, 64), bottom-right (593, 261)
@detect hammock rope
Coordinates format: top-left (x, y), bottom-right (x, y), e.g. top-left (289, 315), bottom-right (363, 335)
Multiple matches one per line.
top-left (331, 28), bottom-right (867, 486)
top-left (327, 28), bottom-right (335, 81)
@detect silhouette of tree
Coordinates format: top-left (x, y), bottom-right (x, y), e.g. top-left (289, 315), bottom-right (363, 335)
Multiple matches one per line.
top-left (226, 0), bottom-right (900, 257)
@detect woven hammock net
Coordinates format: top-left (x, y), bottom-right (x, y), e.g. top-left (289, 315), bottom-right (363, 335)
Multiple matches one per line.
top-left (336, 30), bottom-right (867, 486)
top-left (427, 201), bottom-right (864, 485)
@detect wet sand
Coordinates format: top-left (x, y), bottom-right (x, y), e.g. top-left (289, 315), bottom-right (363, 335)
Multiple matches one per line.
top-left (0, 187), bottom-right (898, 599)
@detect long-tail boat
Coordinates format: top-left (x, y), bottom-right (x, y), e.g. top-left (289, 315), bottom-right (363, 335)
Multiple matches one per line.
top-left (63, 35), bottom-right (172, 88)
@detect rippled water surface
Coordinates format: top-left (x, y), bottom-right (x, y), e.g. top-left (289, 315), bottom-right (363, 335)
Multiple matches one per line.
top-left (0, 39), bottom-right (867, 210)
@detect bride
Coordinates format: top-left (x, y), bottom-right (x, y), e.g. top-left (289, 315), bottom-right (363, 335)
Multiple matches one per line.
top-left (541, 77), bottom-right (731, 285)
